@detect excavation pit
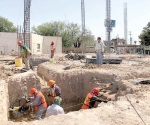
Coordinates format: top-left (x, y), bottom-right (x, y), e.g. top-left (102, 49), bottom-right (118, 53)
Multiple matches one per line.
top-left (6, 64), bottom-right (122, 122)
top-left (1, 58), bottom-right (150, 124)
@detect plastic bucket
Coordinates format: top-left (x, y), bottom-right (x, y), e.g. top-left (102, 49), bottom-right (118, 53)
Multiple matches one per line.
top-left (15, 57), bottom-right (22, 67)
top-left (51, 59), bottom-right (55, 64)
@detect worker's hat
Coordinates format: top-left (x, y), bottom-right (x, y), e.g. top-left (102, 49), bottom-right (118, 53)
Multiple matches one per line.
top-left (18, 41), bottom-right (22, 46)
top-left (48, 80), bottom-right (55, 86)
top-left (51, 41), bottom-right (54, 45)
top-left (53, 96), bottom-right (62, 104)
top-left (30, 88), bottom-right (37, 95)
top-left (92, 87), bottom-right (100, 96)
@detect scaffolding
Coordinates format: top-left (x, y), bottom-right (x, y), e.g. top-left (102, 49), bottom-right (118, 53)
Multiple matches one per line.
top-left (24, 0), bottom-right (31, 49)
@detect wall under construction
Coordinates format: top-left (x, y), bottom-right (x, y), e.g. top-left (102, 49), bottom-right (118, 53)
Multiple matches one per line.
top-left (0, 32), bottom-right (17, 54)
top-left (0, 32), bottom-right (62, 55)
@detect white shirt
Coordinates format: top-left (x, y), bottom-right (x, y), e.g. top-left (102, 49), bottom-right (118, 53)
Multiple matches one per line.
top-left (95, 41), bottom-right (105, 52)
top-left (45, 104), bottom-right (64, 117)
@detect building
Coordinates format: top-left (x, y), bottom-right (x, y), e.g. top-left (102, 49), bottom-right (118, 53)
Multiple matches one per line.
top-left (0, 32), bottom-right (62, 55)
top-left (110, 38), bottom-right (126, 50)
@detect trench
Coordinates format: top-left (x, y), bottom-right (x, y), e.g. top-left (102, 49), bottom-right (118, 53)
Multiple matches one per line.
top-left (6, 70), bottom-right (127, 122)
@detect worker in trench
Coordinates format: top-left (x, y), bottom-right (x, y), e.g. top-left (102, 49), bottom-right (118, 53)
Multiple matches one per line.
top-left (45, 96), bottom-right (64, 117)
top-left (81, 87), bottom-right (109, 109)
top-left (50, 41), bottom-right (56, 61)
top-left (48, 80), bottom-right (61, 105)
top-left (27, 88), bottom-right (47, 120)
top-left (95, 37), bottom-right (105, 64)
top-left (18, 41), bottom-right (32, 70)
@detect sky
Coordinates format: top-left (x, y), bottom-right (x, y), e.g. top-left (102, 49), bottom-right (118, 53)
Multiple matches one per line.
top-left (0, 0), bottom-right (150, 44)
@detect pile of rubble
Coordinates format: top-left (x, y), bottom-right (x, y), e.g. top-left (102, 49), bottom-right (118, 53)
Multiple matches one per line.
top-left (9, 50), bottom-right (19, 56)
top-left (65, 53), bottom-right (86, 60)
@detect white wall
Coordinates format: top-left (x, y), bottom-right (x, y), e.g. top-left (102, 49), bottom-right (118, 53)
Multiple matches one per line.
top-left (0, 32), bottom-right (17, 54)
top-left (0, 33), bottom-right (62, 55)
top-left (43, 36), bottom-right (62, 54)
top-left (31, 34), bottom-right (43, 54)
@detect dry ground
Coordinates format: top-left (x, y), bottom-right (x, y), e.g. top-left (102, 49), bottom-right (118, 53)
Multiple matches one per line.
top-left (0, 54), bottom-right (150, 125)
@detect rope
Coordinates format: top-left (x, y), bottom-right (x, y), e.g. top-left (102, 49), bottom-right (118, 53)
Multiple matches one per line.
top-left (119, 89), bottom-right (146, 125)
top-left (124, 94), bottom-right (146, 125)
top-left (41, 70), bottom-right (146, 125)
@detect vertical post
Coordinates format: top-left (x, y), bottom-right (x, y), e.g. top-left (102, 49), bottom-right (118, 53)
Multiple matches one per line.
top-left (24, 0), bottom-right (25, 45)
top-left (24, 0), bottom-right (31, 49)
top-left (106, 0), bottom-right (111, 53)
top-left (124, 2), bottom-right (128, 44)
top-left (17, 25), bottom-right (19, 53)
top-left (129, 31), bottom-right (132, 45)
top-left (81, 0), bottom-right (85, 53)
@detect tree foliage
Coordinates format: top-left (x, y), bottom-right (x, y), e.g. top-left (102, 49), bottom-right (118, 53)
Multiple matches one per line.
top-left (139, 22), bottom-right (150, 46)
top-left (0, 16), bottom-right (16, 32)
top-left (32, 21), bottom-right (94, 47)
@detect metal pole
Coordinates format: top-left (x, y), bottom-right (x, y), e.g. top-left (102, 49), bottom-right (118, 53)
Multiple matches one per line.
top-left (24, 0), bottom-right (25, 45)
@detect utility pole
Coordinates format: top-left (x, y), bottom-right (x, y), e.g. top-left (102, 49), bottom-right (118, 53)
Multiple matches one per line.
top-left (129, 31), bottom-right (132, 45)
top-left (124, 2), bottom-right (128, 44)
top-left (105, 0), bottom-right (116, 53)
top-left (81, 0), bottom-right (85, 53)
top-left (24, 0), bottom-right (31, 49)
top-left (106, 0), bottom-right (111, 53)
top-left (129, 31), bottom-right (132, 54)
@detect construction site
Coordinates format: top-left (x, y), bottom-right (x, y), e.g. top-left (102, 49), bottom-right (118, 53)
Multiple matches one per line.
top-left (0, 53), bottom-right (150, 125)
top-left (0, 0), bottom-right (150, 125)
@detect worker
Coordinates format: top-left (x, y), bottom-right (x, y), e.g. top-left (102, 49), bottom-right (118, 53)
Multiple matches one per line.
top-left (95, 37), bottom-right (105, 64)
top-left (81, 87), bottom-right (108, 109)
top-left (50, 41), bottom-right (56, 59)
top-left (48, 80), bottom-right (61, 105)
top-left (27, 88), bottom-right (47, 120)
top-left (45, 96), bottom-right (64, 117)
top-left (18, 41), bottom-right (32, 70)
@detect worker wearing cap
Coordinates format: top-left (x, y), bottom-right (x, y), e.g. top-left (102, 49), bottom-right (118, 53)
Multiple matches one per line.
top-left (81, 87), bottom-right (108, 109)
top-left (50, 41), bottom-right (56, 59)
top-left (18, 41), bottom-right (32, 70)
top-left (45, 96), bottom-right (64, 117)
top-left (27, 88), bottom-right (47, 120)
top-left (48, 80), bottom-right (61, 105)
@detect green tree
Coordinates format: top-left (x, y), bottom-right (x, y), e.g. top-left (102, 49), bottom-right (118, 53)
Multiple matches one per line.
top-left (139, 22), bottom-right (150, 46)
top-left (32, 21), bottom-right (94, 47)
top-left (0, 16), bottom-right (16, 32)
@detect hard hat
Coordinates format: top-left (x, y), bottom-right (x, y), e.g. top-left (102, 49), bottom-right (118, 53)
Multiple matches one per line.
top-left (53, 96), bottom-right (62, 105)
top-left (48, 80), bottom-right (55, 86)
top-left (18, 41), bottom-right (22, 46)
top-left (30, 88), bottom-right (37, 95)
top-left (51, 41), bottom-right (54, 45)
top-left (92, 88), bottom-right (100, 96)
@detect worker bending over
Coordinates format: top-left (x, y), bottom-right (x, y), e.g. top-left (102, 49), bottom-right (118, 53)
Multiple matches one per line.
top-left (81, 88), bottom-right (108, 109)
top-left (27, 88), bottom-right (47, 120)
top-left (48, 80), bottom-right (61, 105)
top-left (18, 41), bottom-right (32, 70)
top-left (46, 96), bottom-right (64, 117)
